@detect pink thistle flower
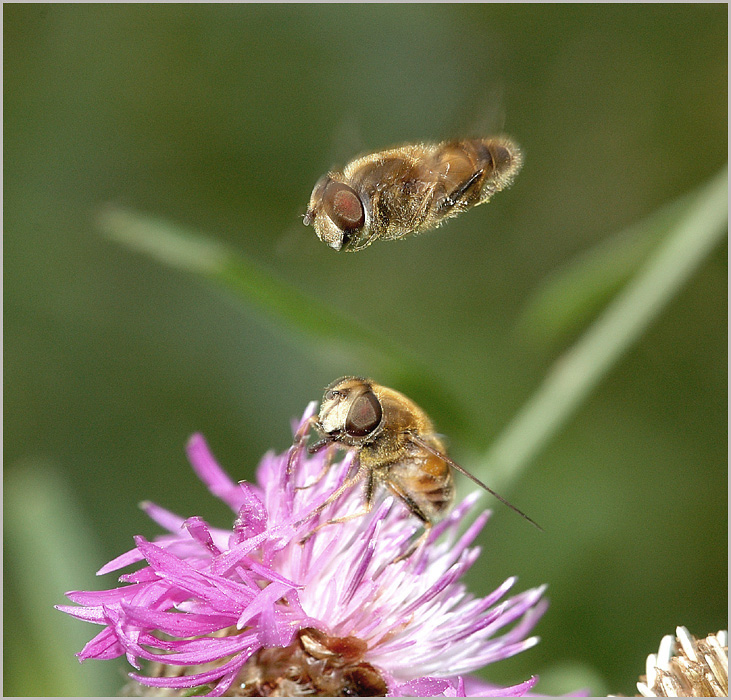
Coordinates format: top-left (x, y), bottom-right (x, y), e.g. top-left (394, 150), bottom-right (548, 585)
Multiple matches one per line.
top-left (59, 404), bottom-right (548, 697)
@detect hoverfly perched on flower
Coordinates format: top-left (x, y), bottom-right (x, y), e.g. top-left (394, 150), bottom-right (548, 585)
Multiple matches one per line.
top-left (295, 377), bottom-right (540, 555)
top-left (303, 138), bottom-right (522, 252)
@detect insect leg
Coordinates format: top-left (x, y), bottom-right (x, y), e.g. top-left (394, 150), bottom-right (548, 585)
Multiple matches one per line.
top-left (294, 456), bottom-right (369, 528)
top-left (296, 443), bottom-right (340, 490)
top-left (298, 503), bottom-right (375, 544)
top-left (384, 478), bottom-right (433, 563)
top-left (307, 437), bottom-right (333, 454)
top-left (438, 169), bottom-right (484, 211)
top-left (297, 462), bottom-right (373, 543)
top-left (287, 415), bottom-right (318, 476)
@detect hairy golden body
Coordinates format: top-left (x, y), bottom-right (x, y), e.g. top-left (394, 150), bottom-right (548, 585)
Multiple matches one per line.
top-left (302, 377), bottom-right (540, 548)
top-left (327, 378), bottom-right (456, 524)
top-left (304, 138), bottom-right (522, 252)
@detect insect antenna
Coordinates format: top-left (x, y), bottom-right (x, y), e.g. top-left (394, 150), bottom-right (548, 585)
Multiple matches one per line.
top-left (407, 433), bottom-right (543, 531)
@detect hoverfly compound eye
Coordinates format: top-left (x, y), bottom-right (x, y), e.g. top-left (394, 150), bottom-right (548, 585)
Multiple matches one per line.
top-left (323, 182), bottom-right (365, 232)
top-left (345, 391), bottom-right (383, 438)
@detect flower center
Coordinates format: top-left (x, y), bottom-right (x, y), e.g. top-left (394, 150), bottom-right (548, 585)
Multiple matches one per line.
top-left (232, 627), bottom-right (388, 697)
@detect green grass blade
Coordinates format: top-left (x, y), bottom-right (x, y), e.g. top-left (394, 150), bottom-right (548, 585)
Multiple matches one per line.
top-left (96, 205), bottom-right (467, 432)
top-left (517, 193), bottom-right (695, 347)
top-left (5, 461), bottom-right (120, 696)
top-left (96, 205), bottom-right (397, 368)
top-left (480, 166), bottom-right (728, 492)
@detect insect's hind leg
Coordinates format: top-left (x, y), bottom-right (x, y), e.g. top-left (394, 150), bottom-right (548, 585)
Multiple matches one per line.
top-left (385, 479), bottom-right (434, 563)
top-left (438, 169), bottom-right (484, 211)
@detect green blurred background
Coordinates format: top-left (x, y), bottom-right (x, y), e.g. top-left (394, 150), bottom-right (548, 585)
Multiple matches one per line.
top-left (4, 5), bottom-right (727, 697)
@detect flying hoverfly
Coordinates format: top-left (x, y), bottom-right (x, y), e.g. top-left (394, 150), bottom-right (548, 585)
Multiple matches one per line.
top-left (304, 138), bottom-right (522, 252)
